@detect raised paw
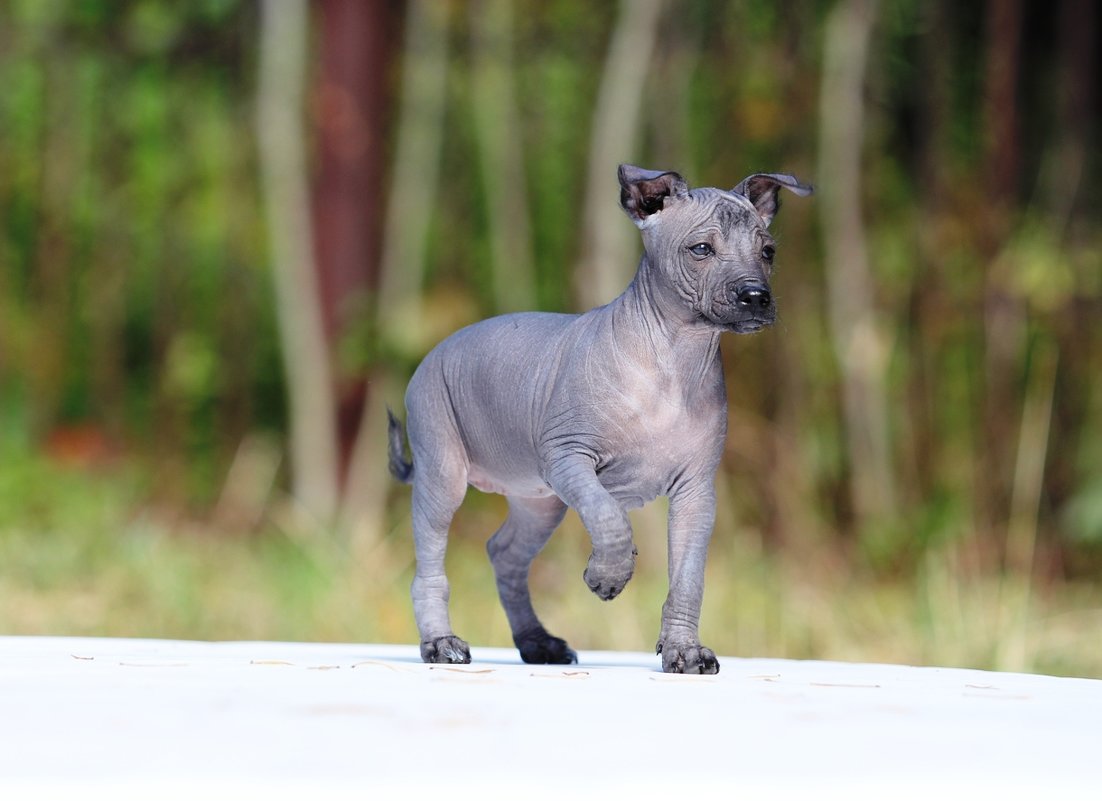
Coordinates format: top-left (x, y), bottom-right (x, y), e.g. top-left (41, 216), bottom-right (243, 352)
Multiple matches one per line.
top-left (515, 630), bottom-right (578, 665)
top-left (657, 639), bottom-right (720, 674)
top-left (583, 545), bottom-right (638, 601)
top-left (420, 635), bottom-right (472, 664)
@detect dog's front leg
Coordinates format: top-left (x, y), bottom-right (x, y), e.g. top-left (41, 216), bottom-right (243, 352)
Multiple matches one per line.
top-left (546, 455), bottom-right (636, 601)
top-left (657, 477), bottom-right (720, 674)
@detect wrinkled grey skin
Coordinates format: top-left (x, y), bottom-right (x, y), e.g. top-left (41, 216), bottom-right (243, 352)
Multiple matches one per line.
top-left (389, 164), bottom-right (811, 673)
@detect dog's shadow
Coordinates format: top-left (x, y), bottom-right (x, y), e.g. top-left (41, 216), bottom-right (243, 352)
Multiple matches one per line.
top-left (369, 649), bottom-right (662, 672)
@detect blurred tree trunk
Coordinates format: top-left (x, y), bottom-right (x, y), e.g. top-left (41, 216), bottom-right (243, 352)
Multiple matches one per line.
top-left (259, 0), bottom-right (399, 522)
top-left (470, 0), bottom-right (535, 314)
top-left (1043, 0), bottom-right (1097, 571)
top-left (1038, 0), bottom-right (1093, 230)
top-left (911, 0), bottom-right (950, 495)
top-left (1000, 0), bottom-right (1093, 582)
top-left (981, 0), bottom-right (1022, 216)
top-left (372, 0), bottom-right (451, 357)
top-left (817, 0), bottom-right (897, 530)
top-left (27, 56), bottom-right (76, 441)
top-left (311, 0), bottom-right (399, 480)
top-left (575, 0), bottom-right (664, 310)
top-left (979, 0), bottom-right (1024, 540)
top-left (257, 0), bottom-right (340, 521)
top-left (646, 16), bottom-right (698, 173)
top-left (341, 0), bottom-right (451, 544)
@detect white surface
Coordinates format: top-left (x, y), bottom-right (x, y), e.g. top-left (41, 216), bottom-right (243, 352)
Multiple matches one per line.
top-left (1, 636), bottom-right (1100, 799)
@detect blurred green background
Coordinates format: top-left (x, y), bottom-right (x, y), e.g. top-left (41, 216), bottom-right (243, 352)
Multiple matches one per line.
top-left (1, 0), bottom-right (1100, 677)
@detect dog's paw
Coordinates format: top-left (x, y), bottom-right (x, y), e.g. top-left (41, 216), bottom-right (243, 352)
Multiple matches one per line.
top-left (516, 630), bottom-right (577, 665)
top-left (420, 635), bottom-right (472, 664)
top-left (656, 639), bottom-right (720, 674)
top-left (583, 545), bottom-right (637, 601)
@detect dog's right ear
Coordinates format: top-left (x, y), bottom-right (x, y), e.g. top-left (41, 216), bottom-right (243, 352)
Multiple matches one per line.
top-left (618, 164), bottom-right (688, 227)
top-left (732, 173), bottom-right (813, 227)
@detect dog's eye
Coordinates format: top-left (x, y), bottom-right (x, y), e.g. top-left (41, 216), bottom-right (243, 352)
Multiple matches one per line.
top-left (761, 244), bottom-right (776, 262)
top-left (688, 243), bottom-right (714, 258)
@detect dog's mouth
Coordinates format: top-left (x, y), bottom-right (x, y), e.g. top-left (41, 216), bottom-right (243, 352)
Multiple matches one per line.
top-left (700, 301), bottom-right (776, 334)
top-left (725, 319), bottom-right (772, 334)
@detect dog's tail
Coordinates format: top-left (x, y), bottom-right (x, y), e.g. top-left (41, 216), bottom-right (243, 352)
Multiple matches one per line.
top-left (387, 407), bottom-right (415, 484)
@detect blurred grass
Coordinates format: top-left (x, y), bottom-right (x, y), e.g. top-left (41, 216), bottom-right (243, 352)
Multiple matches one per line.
top-left (2, 442), bottom-right (1099, 680)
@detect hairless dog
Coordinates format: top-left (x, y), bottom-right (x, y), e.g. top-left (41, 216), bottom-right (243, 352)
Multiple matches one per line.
top-left (389, 164), bottom-right (812, 673)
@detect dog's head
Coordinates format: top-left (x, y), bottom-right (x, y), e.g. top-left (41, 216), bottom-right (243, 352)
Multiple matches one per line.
top-left (618, 164), bottom-right (812, 333)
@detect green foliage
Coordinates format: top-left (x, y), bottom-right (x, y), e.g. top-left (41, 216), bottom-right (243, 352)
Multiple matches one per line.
top-left (0, 0), bottom-right (274, 487)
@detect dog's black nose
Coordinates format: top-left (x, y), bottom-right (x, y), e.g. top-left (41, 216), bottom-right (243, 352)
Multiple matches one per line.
top-left (734, 285), bottom-right (772, 310)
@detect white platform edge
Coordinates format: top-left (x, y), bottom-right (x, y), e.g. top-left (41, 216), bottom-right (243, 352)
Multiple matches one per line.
top-left (1, 636), bottom-right (1099, 800)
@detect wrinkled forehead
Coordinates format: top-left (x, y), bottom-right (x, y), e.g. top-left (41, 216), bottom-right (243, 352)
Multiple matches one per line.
top-left (672, 187), bottom-right (761, 235)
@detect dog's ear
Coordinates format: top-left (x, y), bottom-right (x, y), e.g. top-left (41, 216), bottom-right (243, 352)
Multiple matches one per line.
top-left (618, 164), bottom-right (689, 226)
top-left (732, 173), bottom-right (813, 227)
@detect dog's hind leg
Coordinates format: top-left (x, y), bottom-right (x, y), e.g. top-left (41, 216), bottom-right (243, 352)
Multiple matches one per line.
top-left (407, 429), bottom-right (471, 664)
top-left (487, 495), bottom-right (576, 664)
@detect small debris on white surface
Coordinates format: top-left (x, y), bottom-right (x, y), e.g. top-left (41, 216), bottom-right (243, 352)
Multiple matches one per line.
top-left (1, 636), bottom-right (1099, 799)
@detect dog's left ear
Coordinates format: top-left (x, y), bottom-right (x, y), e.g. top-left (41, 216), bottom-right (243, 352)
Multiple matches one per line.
top-left (618, 164), bottom-right (689, 226)
top-left (733, 173), bottom-right (813, 227)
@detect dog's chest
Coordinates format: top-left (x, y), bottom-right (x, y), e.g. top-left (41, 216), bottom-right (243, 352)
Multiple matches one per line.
top-left (593, 373), bottom-right (721, 506)
top-left (617, 380), bottom-right (692, 447)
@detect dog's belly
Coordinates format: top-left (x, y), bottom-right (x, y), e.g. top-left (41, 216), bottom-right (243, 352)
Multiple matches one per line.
top-left (467, 460), bottom-right (663, 508)
top-left (467, 463), bottom-right (554, 498)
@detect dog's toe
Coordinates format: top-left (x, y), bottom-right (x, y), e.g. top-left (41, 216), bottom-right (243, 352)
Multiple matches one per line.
top-left (659, 640), bottom-right (720, 674)
top-left (420, 635), bottom-right (472, 664)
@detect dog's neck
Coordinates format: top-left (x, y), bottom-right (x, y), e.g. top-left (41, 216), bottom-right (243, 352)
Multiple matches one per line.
top-left (603, 253), bottom-right (722, 385)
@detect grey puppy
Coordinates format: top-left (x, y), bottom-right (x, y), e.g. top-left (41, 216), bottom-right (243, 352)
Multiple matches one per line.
top-left (389, 164), bottom-right (811, 673)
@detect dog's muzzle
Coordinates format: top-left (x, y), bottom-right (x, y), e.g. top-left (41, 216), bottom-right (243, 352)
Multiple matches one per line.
top-left (715, 281), bottom-right (775, 332)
